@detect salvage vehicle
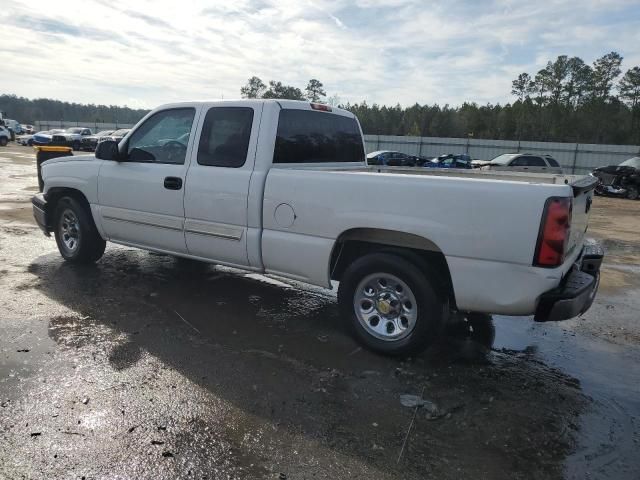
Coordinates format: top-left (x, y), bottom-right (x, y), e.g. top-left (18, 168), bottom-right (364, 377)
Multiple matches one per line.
top-left (32, 100), bottom-right (603, 355)
top-left (0, 126), bottom-right (10, 146)
top-left (592, 157), bottom-right (640, 200)
top-left (32, 129), bottom-right (66, 146)
top-left (366, 150), bottom-right (425, 167)
top-left (474, 153), bottom-right (563, 174)
top-left (53, 127), bottom-right (93, 151)
top-left (425, 153), bottom-right (472, 169)
top-left (80, 130), bottom-right (115, 151)
top-left (104, 128), bottom-right (131, 144)
top-left (16, 133), bottom-right (35, 146)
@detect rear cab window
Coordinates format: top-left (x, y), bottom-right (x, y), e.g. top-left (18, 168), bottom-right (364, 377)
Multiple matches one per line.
top-left (274, 109), bottom-right (364, 164)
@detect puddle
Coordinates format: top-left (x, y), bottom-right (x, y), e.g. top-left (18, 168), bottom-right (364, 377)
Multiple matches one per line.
top-left (492, 316), bottom-right (640, 479)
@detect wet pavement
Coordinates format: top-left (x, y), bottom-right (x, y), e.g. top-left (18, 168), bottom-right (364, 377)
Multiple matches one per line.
top-left (0, 144), bottom-right (639, 479)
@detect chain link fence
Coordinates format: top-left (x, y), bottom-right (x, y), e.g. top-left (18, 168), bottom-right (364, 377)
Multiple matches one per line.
top-left (364, 135), bottom-right (640, 174)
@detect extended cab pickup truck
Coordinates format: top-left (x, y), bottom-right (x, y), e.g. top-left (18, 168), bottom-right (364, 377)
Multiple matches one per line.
top-left (32, 100), bottom-right (603, 355)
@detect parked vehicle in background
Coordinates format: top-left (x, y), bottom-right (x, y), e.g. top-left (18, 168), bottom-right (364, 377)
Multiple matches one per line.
top-left (104, 129), bottom-right (131, 144)
top-left (81, 130), bottom-right (115, 151)
top-left (33, 99), bottom-right (603, 356)
top-left (22, 124), bottom-right (35, 134)
top-left (592, 157), bottom-right (640, 200)
top-left (33, 129), bottom-right (67, 146)
top-left (53, 127), bottom-right (93, 151)
top-left (0, 126), bottom-right (10, 146)
top-left (16, 133), bottom-right (36, 146)
top-left (474, 153), bottom-right (564, 174)
top-left (367, 150), bottom-right (426, 167)
top-left (425, 153), bottom-right (472, 169)
top-left (3, 119), bottom-right (22, 136)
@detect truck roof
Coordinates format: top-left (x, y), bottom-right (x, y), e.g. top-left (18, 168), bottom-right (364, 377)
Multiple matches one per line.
top-left (153, 99), bottom-right (355, 118)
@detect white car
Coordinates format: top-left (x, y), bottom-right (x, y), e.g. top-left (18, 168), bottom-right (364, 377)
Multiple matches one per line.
top-left (474, 153), bottom-right (564, 174)
top-left (16, 133), bottom-right (35, 146)
top-left (32, 100), bottom-right (603, 355)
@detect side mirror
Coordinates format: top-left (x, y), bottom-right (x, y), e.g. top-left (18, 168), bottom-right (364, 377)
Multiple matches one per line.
top-left (95, 140), bottom-right (122, 161)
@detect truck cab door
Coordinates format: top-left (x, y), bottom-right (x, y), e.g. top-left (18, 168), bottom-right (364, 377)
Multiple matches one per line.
top-left (183, 103), bottom-right (262, 268)
top-left (97, 107), bottom-right (198, 253)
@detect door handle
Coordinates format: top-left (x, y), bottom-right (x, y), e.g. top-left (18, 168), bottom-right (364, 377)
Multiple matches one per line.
top-left (164, 176), bottom-right (183, 190)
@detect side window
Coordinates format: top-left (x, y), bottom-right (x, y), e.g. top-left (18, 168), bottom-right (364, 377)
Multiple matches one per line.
top-left (127, 108), bottom-right (195, 164)
top-left (525, 156), bottom-right (547, 167)
top-left (197, 107), bottom-right (254, 168)
top-left (511, 156), bottom-right (546, 167)
top-left (546, 157), bottom-right (560, 167)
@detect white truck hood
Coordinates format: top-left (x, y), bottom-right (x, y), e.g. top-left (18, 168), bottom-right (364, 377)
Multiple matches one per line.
top-left (43, 154), bottom-right (96, 165)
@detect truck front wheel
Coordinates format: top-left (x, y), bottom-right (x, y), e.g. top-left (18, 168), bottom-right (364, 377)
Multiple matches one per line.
top-left (338, 253), bottom-right (444, 356)
top-left (53, 196), bottom-right (106, 263)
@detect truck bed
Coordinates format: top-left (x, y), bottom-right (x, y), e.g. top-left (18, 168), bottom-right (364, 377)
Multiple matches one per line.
top-left (363, 165), bottom-right (584, 185)
top-left (274, 163), bottom-right (589, 187)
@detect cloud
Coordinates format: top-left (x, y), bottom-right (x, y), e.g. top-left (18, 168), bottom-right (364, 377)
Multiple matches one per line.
top-left (0, 0), bottom-right (639, 109)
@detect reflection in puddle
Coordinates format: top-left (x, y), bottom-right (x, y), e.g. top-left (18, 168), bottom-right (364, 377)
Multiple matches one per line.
top-left (492, 316), bottom-right (640, 479)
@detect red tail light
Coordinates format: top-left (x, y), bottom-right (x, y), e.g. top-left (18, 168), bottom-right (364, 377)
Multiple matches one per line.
top-left (310, 103), bottom-right (331, 112)
top-left (534, 197), bottom-right (572, 267)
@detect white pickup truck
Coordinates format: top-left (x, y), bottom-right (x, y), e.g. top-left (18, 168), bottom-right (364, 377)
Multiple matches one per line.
top-left (32, 100), bottom-right (603, 355)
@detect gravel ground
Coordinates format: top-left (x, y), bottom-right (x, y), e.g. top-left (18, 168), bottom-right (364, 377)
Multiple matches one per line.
top-left (0, 144), bottom-right (638, 479)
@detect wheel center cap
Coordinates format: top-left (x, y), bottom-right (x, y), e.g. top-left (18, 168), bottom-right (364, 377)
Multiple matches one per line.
top-left (377, 299), bottom-right (391, 315)
top-left (376, 292), bottom-right (400, 317)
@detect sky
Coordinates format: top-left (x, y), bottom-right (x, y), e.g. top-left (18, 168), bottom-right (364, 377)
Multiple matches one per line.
top-left (1, 0), bottom-right (639, 109)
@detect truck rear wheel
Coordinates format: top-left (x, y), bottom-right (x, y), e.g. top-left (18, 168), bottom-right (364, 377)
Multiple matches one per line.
top-left (338, 252), bottom-right (444, 356)
top-left (53, 196), bottom-right (106, 263)
top-left (0, 137), bottom-right (7, 147)
top-left (626, 186), bottom-right (639, 200)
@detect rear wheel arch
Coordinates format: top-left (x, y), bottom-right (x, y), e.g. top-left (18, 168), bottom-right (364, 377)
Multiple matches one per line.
top-left (329, 228), bottom-right (456, 309)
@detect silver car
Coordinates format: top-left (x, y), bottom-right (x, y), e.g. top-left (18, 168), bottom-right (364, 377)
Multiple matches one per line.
top-left (480, 153), bottom-right (564, 174)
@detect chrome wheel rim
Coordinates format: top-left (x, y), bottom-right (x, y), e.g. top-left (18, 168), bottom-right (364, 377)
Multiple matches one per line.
top-left (353, 273), bottom-right (418, 341)
top-left (59, 208), bottom-right (80, 253)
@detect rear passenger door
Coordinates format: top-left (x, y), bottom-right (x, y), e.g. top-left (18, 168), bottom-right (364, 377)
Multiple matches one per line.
top-left (183, 103), bottom-right (262, 268)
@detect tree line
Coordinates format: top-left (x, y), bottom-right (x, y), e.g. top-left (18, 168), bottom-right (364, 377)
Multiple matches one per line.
top-left (0, 94), bottom-right (148, 126)
top-left (2, 50), bottom-right (639, 145)
top-left (240, 52), bottom-right (639, 145)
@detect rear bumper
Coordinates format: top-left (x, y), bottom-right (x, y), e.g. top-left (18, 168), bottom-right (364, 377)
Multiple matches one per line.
top-left (534, 241), bottom-right (604, 321)
top-left (32, 193), bottom-right (51, 236)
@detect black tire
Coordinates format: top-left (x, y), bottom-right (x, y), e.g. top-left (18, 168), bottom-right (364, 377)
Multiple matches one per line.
top-left (27, 139), bottom-right (34, 147)
top-left (0, 137), bottom-right (7, 147)
top-left (338, 252), bottom-right (444, 356)
top-left (72, 140), bottom-right (81, 151)
top-left (53, 196), bottom-right (106, 263)
top-left (626, 186), bottom-right (639, 200)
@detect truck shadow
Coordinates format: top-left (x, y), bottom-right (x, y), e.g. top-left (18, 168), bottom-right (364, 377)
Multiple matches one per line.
top-left (27, 247), bottom-right (586, 479)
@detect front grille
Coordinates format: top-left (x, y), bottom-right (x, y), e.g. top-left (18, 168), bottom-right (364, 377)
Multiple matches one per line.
top-left (51, 135), bottom-right (68, 145)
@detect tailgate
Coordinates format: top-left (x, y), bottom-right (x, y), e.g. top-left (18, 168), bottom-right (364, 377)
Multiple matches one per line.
top-left (568, 175), bottom-right (598, 256)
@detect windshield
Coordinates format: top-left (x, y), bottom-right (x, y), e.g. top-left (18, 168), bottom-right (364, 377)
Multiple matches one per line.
top-left (68, 128), bottom-right (84, 134)
top-left (112, 129), bottom-right (129, 136)
top-left (620, 157), bottom-right (640, 168)
top-left (96, 130), bottom-right (113, 136)
top-left (490, 154), bottom-right (517, 165)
